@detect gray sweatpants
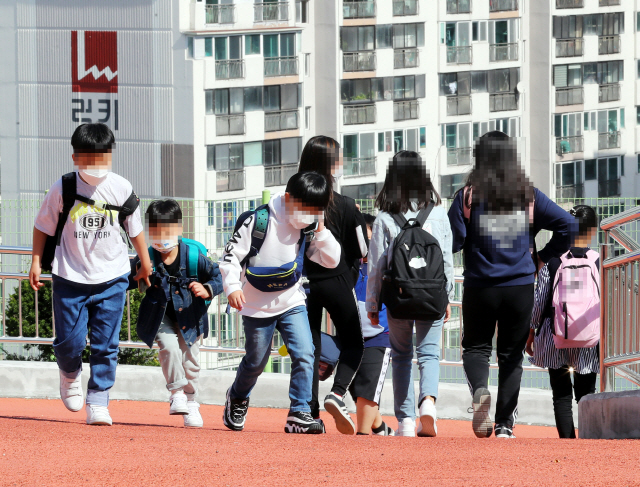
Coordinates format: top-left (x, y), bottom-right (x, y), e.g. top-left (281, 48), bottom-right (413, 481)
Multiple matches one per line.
top-left (156, 316), bottom-right (201, 401)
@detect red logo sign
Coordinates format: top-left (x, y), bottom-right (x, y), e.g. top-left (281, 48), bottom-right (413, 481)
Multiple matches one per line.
top-left (71, 31), bottom-right (118, 93)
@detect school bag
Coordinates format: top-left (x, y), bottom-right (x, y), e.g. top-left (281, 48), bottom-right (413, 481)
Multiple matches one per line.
top-left (41, 172), bottom-right (140, 272)
top-left (147, 238), bottom-right (213, 306)
top-left (231, 204), bottom-right (310, 293)
top-left (380, 203), bottom-right (448, 321)
top-left (548, 248), bottom-right (600, 349)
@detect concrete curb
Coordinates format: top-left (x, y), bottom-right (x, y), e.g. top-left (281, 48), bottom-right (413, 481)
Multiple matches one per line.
top-left (579, 390), bottom-right (640, 439)
top-left (0, 361), bottom-right (572, 427)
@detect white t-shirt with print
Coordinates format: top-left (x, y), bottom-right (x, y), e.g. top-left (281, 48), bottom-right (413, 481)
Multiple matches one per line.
top-left (35, 172), bottom-right (143, 285)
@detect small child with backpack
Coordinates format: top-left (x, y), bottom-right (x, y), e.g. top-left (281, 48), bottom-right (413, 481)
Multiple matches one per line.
top-left (29, 123), bottom-right (152, 425)
top-left (219, 172), bottom-right (341, 434)
top-left (132, 199), bottom-right (223, 428)
top-left (350, 213), bottom-right (394, 436)
top-left (527, 205), bottom-right (600, 438)
top-left (366, 152), bottom-right (454, 437)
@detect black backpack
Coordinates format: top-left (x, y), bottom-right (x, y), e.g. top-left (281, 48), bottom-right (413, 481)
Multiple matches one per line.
top-left (380, 203), bottom-right (449, 321)
top-left (41, 172), bottom-right (140, 272)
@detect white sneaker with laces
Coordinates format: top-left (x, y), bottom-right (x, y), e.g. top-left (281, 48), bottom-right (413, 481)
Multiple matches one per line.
top-left (86, 405), bottom-right (112, 426)
top-left (417, 399), bottom-right (437, 437)
top-left (169, 391), bottom-right (189, 415)
top-left (395, 417), bottom-right (416, 437)
top-left (59, 369), bottom-right (83, 412)
top-left (184, 401), bottom-right (204, 428)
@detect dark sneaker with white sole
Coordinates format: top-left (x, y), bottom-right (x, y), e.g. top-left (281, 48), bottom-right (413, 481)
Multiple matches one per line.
top-left (495, 424), bottom-right (516, 438)
top-left (471, 387), bottom-right (493, 438)
top-left (284, 411), bottom-right (324, 434)
top-left (324, 392), bottom-right (356, 435)
top-left (222, 387), bottom-right (249, 432)
top-left (314, 418), bottom-right (327, 434)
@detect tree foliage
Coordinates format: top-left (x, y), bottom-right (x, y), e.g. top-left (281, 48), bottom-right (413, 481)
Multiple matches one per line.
top-left (2, 280), bottom-right (158, 366)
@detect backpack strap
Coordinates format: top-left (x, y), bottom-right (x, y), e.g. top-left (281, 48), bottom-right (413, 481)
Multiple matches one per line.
top-left (415, 202), bottom-right (434, 228)
top-left (55, 172), bottom-right (78, 245)
top-left (181, 237), bottom-right (209, 278)
top-left (239, 205), bottom-right (270, 267)
top-left (391, 213), bottom-right (408, 230)
top-left (147, 246), bottom-right (156, 271)
top-left (74, 191), bottom-right (138, 230)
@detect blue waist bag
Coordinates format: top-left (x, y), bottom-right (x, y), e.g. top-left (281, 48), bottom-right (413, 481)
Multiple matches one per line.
top-left (244, 232), bottom-right (306, 292)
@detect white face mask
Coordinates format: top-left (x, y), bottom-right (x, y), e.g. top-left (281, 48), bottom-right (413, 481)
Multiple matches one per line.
top-left (79, 168), bottom-right (110, 186)
top-left (290, 210), bottom-right (317, 230)
top-left (332, 167), bottom-right (343, 180)
top-left (151, 237), bottom-right (179, 254)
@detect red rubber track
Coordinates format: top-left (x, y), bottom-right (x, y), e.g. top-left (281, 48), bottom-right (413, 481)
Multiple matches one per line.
top-left (0, 398), bottom-right (638, 486)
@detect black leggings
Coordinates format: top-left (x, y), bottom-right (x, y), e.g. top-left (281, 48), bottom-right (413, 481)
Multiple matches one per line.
top-left (548, 365), bottom-right (597, 438)
top-left (461, 284), bottom-right (535, 428)
top-left (307, 271), bottom-right (364, 418)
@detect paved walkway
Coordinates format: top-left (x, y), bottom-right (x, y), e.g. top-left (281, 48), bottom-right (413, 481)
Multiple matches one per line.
top-left (0, 398), bottom-right (638, 486)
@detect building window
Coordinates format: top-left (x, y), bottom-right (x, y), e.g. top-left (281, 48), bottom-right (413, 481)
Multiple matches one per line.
top-left (585, 159), bottom-right (597, 180)
top-left (341, 75), bottom-right (425, 104)
top-left (472, 21), bottom-right (487, 42)
top-left (342, 183), bottom-right (382, 201)
top-left (205, 90), bottom-right (214, 115)
top-left (245, 35), bottom-right (260, 55)
top-left (420, 127), bottom-right (426, 148)
top-left (341, 26), bottom-right (375, 52)
top-left (205, 37), bottom-right (213, 57)
top-left (392, 23), bottom-right (425, 49)
top-left (207, 201), bottom-right (215, 226)
top-left (305, 106), bottom-right (311, 129)
top-left (441, 174), bottom-right (466, 199)
top-left (305, 53), bottom-right (311, 76)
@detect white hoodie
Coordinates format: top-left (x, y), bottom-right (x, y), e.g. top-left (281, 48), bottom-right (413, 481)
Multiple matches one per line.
top-left (219, 193), bottom-right (341, 318)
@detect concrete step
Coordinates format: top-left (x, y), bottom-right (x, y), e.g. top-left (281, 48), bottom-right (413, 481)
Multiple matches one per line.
top-left (579, 390), bottom-right (640, 439)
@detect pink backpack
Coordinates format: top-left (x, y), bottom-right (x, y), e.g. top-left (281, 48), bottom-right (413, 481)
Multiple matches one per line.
top-left (550, 249), bottom-right (600, 349)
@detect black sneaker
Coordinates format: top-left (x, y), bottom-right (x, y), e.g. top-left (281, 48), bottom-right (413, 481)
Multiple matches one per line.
top-left (222, 387), bottom-right (249, 432)
top-left (495, 424), bottom-right (516, 438)
top-left (471, 387), bottom-right (493, 438)
top-left (372, 421), bottom-right (395, 436)
top-left (323, 392), bottom-right (355, 435)
top-left (314, 418), bottom-right (327, 434)
top-left (284, 411), bottom-right (324, 434)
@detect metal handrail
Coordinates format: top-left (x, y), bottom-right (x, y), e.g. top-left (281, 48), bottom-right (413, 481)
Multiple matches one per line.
top-left (599, 207), bottom-right (640, 391)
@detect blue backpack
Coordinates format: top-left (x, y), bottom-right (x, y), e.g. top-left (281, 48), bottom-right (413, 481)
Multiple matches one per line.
top-left (232, 204), bottom-right (307, 293)
top-left (148, 237), bottom-right (212, 306)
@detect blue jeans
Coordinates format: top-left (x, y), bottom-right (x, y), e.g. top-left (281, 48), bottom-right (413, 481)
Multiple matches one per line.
top-left (52, 274), bottom-right (128, 407)
top-left (231, 306), bottom-right (314, 413)
top-left (388, 315), bottom-right (443, 421)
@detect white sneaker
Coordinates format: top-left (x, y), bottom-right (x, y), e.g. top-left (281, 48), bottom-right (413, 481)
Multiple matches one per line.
top-left (395, 417), bottom-right (416, 437)
top-left (184, 401), bottom-right (204, 428)
top-left (169, 391), bottom-right (189, 415)
top-left (417, 399), bottom-right (437, 437)
top-left (86, 405), bottom-right (112, 426)
top-left (59, 369), bottom-right (83, 412)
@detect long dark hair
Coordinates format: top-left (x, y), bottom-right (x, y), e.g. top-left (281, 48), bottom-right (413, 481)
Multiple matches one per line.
top-left (375, 151), bottom-right (441, 214)
top-left (298, 136), bottom-right (339, 219)
top-left (458, 131), bottom-right (533, 214)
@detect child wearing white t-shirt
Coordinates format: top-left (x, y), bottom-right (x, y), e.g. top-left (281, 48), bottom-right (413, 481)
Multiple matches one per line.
top-left (29, 123), bottom-right (152, 426)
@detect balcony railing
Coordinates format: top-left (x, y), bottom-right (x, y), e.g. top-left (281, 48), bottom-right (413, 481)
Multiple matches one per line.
top-left (489, 92), bottom-right (517, 112)
top-left (599, 0), bottom-right (620, 6)
top-left (446, 0), bottom-right (471, 14)
top-left (598, 179), bottom-right (621, 197)
top-left (556, 86), bottom-right (584, 106)
top-left (599, 35), bottom-right (620, 55)
top-left (344, 157), bottom-right (376, 178)
top-left (254, 2), bottom-right (288, 22)
top-left (264, 56), bottom-right (298, 77)
top-left (264, 164), bottom-right (298, 187)
top-left (205, 4), bottom-right (236, 24)
top-left (489, 43), bottom-right (519, 62)
top-left (556, 0), bottom-right (583, 8)
top-left (265, 109), bottom-right (299, 132)
top-left (216, 114), bottom-right (245, 136)
top-left (215, 59), bottom-right (244, 80)
top-left (556, 184), bottom-right (584, 199)
top-left (556, 136), bottom-right (584, 155)
top-left (598, 131), bottom-right (621, 150)
top-left (447, 95), bottom-right (472, 116)
top-left (489, 0), bottom-right (518, 12)
top-left (344, 104), bottom-right (376, 125)
top-left (343, 51), bottom-right (376, 72)
top-left (394, 48), bottom-right (419, 69)
top-left (447, 147), bottom-right (472, 166)
top-left (393, 0), bottom-right (418, 16)
top-left (394, 100), bottom-right (419, 121)
top-left (217, 169), bottom-right (245, 192)
top-left (343, 1), bottom-right (376, 19)
top-left (556, 38), bottom-right (584, 58)
top-left (446, 46), bottom-right (472, 65)
top-left (599, 83), bottom-right (620, 103)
